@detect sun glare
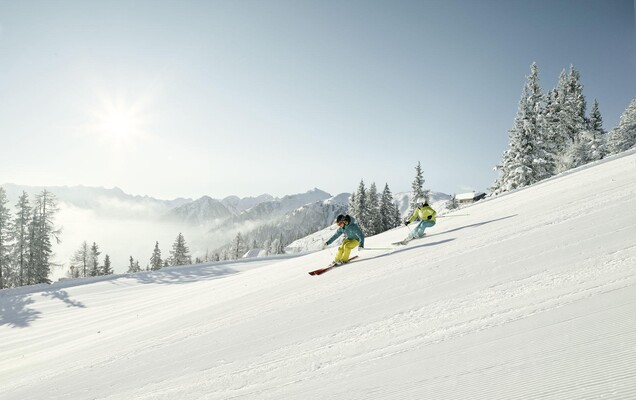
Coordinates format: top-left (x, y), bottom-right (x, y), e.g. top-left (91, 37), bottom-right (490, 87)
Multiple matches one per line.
top-left (88, 94), bottom-right (150, 148)
top-left (103, 109), bottom-right (136, 140)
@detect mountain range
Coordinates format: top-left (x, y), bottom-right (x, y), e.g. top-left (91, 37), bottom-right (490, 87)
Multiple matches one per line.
top-left (0, 182), bottom-right (451, 274)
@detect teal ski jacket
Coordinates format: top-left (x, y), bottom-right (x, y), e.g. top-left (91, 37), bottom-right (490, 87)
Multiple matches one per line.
top-left (326, 216), bottom-right (365, 248)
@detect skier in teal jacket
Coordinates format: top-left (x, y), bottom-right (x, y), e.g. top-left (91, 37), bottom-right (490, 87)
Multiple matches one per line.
top-left (325, 214), bottom-right (365, 265)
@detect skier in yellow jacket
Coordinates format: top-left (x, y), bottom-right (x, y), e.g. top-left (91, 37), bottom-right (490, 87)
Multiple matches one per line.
top-left (405, 200), bottom-right (437, 240)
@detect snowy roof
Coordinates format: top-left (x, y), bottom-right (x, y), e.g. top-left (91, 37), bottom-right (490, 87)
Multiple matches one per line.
top-left (455, 192), bottom-right (485, 201)
top-left (242, 248), bottom-right (265, 258)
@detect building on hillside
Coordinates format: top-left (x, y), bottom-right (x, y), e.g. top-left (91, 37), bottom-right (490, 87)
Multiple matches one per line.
top-left (455, 191), bottom-right (486, 205)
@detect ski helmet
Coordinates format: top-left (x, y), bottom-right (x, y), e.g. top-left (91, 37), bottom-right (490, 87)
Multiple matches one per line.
top-left (336, 214), bottom-right (345, 223)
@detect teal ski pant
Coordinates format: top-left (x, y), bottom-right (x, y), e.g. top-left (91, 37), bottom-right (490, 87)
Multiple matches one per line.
top-left (409, 220), bottom-right (435, 239)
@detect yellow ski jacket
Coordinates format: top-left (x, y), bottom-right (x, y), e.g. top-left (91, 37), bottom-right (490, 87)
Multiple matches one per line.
top-left (408, 205), bottom-right (437, 223)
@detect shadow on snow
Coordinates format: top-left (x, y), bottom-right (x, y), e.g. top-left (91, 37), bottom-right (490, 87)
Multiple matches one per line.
top-left (0, 295), bottom-right (41, 328)
top-left (129, 264), bottom-right (241, 285)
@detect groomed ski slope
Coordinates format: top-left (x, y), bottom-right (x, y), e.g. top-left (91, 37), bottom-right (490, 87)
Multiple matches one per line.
top-left (1, 151), bottom-right (635, 400)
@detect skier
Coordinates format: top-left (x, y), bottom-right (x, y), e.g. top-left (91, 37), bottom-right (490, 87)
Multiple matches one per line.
top-left (324, 214), bottom-right (365, 266)
top-left (404, 199), bottom-right (437, 240)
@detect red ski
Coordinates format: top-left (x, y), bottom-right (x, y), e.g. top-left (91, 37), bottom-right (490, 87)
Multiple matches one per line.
top-left (309, 256), bottom-right (359, 276)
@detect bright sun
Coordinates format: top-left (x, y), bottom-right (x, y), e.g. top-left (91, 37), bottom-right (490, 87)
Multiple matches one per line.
top-left (88, 93), bottom-right (149, 147)
top-left (103, 109), bottom-right (136, 140)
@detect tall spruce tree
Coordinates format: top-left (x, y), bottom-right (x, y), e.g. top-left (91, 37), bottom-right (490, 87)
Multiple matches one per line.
top-left (12, 192), bottom-right (31, 286)
top-left (232, 232), bottom-right (245, 259)
top-left (349, 180), bottom-right (368, 233)
top-left (586, 99), bottom-right (606, 161)
top-left (365, 183), bottom-right (381, 235)
top-left (26, 190), bottom-right (59, 284)
top-left (72, 241), bottom-right (90, 278)
top-left (493, 63), bottom-right (550, 194)
top-left (378, 183), bottom-right (400, 232)
top-left (150, 241), bottom-right (163, 271)
top-left (170, 232), bottom-right (191, 266)
top-left (553, 66), bottom-right (589, 172)
top-left (127, 256), bottom-right (137, 273)
top-left (607, 99), bottom-right (636, 155)
top-left (102, 254), bottom-right (113, 275)
top-left (409, 162), bottom-right (427, 213)
top-left (89, 242), bottom-right (101, 276)
top-left (0, 188), bottom-right (12, 289)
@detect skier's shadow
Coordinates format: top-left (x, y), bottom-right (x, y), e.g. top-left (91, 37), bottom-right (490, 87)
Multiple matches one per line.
top-left (370, 238), bottom-right (457, 260)
top-left (430, 214), bottom-right (518, 237)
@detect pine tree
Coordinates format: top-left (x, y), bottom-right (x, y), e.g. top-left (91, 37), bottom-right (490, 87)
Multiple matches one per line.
top-left (72, 241), bottom-right (90, 278)
top-left (540, 88), bottom-right (561, 175)
top-left (552, 66), bottom-right (589, 172)
top-left (393, 201), bottom-right (402, 226)
top-left (127, 256), bottom-right (136, 273)
top-left (378, 183), bottom-right (399, 232)
top-left (0, 188), bottom-right (13, 289)
top-left (349, 180), bottom-right (368, 233)
top-left (232, 232), bottom-right (245, 259)
top-left (607, 99), bottom-right (636, 155)
top-left (150, 241), bottom-right (163, 271)
top-left (26, 190), bottom-right (59, 284)
top-left (410, 162), bottom-right (427, 212)
top-left (347, 192), bottom-right (357, 220)
top-left (493, 63), bottom-right (550, 194)
top-left (169, 232), bottom-right (191, 266)
top-left (102, 254), bottom-right (113, 275)
top-left (12, 192), bottom-right (31, 286)
top-left (365, 183), bottom-right (381, 235)
top-left (89, 242), bottom-right (101, 276)
top-left (587, 99), bottom-right (607, 161)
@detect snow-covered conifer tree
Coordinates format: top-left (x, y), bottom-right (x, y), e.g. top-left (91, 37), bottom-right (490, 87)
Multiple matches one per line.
top-left (12, 192), bottom-right (31, 286)
top-left (102, 254), bottom-right (113, 275)
top-left (72, 241), bottom-right (90, 278)
top-left (552, 66), bottom-right (589, 172)
top-left (170, 233), bottom-right (191, 266)
top-left (26, 190), bottom-right (59, 284)
top-left (350, 180), bottom-right (368, 233)
top-left (409, 162), bottom-right (428, 212)
top-left (586, 99), bottom-right (607, 161)
top-left (127, 256), bottom-right (136, 273)
top-left (607, 99), bottom-right (636, 155)
top-left (493, 63), bottom-right (550, 194)
top-left (393, 201), bottom-right (402, 226)
top-left (365, 183), bottom-right (381, 235)
top-left (232, 232), bottom-right (245, 259)
top-left (150, 241), bottom-right (163, 271)
top-left (89, 242), bottom-right (101, 277)
top-left (0, 188), bottom-right (13, 289)
top-left (379, 184), bottom-right (399, 232)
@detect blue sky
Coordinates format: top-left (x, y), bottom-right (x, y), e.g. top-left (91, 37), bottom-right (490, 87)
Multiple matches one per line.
top-left (0, 0), bottom-right (634, 200)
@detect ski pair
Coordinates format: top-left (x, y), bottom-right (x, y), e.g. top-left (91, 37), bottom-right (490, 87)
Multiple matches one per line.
top-left (308, 256), bottom-right (359, 276)
top-left (392, 237), bottom-right (414, 246)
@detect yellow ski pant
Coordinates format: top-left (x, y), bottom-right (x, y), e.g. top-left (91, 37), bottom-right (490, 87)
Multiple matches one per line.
top-left (335, 239), bottom-right (359, 263)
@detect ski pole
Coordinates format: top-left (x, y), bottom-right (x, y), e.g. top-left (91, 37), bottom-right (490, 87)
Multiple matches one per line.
top-left (438, 214), bottom-right (470, 218)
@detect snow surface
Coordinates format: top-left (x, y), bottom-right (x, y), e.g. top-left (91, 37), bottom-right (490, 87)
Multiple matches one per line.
top-left (1, 152), bottom-right (635, 399)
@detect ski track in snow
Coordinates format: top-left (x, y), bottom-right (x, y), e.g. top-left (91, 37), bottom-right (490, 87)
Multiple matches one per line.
top-left (1, 151), bottom-right (635, 399)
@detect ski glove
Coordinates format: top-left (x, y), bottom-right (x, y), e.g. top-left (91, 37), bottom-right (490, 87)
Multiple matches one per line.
top-left (405, 221), bottom-right (411, 226)
top-left (427, 215), bottom-right (432, 220)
